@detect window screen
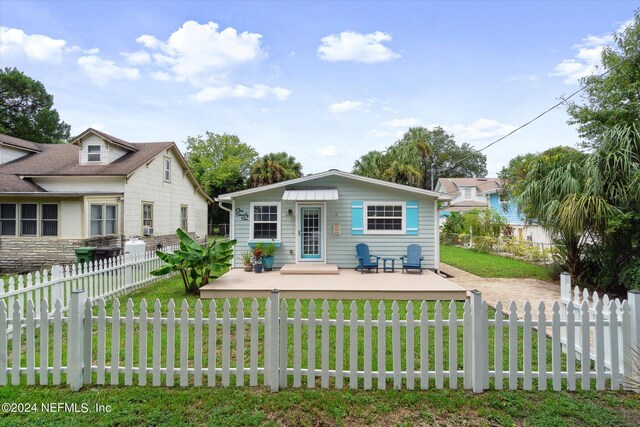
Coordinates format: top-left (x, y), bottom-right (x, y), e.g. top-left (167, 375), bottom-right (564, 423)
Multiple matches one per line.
top-left (41, 204), bottom-right (58, 236)
top-left (0, 204), bottom-right (17, 236)
top-left (20, 204), bottom-right (37, 236)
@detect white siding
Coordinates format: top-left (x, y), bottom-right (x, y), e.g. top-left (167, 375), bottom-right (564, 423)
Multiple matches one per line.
top-left (123, 147), bottom-right (208, 238)
top-left (75, 134), bottom-right (128, 165)
top-left (231, 176), bottom-right (437, 269)
top-left (0, 145), bottom-right (31, 164)
top-left (33, 176), bottom-right (125, 193)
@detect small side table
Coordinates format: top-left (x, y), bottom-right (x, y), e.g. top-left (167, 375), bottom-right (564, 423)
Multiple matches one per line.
top-left (381, 257), bottom-right (397, 273)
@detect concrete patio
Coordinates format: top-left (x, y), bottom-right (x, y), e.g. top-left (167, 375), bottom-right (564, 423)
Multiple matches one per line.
top-left (199, 267), bottom-right (467, 300)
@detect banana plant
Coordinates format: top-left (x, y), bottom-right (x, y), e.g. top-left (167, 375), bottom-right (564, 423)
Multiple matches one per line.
top-left (151, 228), bottom-right (237, 294)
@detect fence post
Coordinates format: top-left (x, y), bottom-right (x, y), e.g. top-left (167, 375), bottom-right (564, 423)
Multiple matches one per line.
top-left (67, 289), bottom-right (86, 391)
top-left (627, 290), bottom-right (640, 393)
top-left (269, 289), bottom-right (280, 392)
top-left (470, 290), bottom-right (484, 393)
top-left (560, 272), bottom-right (570, 302)
top-left (50, 265), bottom-right (63, 307)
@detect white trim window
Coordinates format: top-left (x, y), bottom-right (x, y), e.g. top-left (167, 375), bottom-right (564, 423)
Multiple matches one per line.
top-left (91, 204), bottom-right (118, 236)
top-left (364, 202), bottom-right (405, 234)
top-left (20, 203), bottom-right (38, 236)
top-left (164, 157), bottom-right (171, 182)
top-left (87, 145), bottom-right (102, 162)
top-left (464, 187), bottom-right (472, 199)
top-left (40, 204), bottom-right (58, 236)
top-left (180, 205), bottom-right (188, 231)
top-left (143, 203), bottom-right (153, 227)
top-left (250, 202), bottom-right (280, 240)
top-left (0, 203), bottom-right (17, 236)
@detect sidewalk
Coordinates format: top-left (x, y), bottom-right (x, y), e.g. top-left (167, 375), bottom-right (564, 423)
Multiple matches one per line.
top-left (440, 262), bottom-right (561, 316)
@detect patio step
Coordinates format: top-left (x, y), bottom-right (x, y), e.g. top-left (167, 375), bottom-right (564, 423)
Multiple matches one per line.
top-left (280, 264), bottom-right (339, 275)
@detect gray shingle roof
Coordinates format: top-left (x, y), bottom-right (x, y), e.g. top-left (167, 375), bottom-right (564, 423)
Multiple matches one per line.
top-left (0, 174), bottom-right (46, 192)
top-left (0, 134), bottom-right (42, 152)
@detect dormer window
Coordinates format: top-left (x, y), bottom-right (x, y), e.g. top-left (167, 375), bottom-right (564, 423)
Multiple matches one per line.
top-left (87, 145), bottom-right (102, 162)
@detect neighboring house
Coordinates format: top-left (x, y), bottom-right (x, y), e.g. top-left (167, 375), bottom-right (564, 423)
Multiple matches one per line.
top-left (217, 170), bottom-right (453, 271)
top-left (435, 177), bottom-right (551, 243)
top-left (0, 129), bottom-right (211, 272)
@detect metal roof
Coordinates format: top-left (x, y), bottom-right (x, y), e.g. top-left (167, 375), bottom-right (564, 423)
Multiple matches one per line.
top-left (282, 188), bottom-right (339, 201)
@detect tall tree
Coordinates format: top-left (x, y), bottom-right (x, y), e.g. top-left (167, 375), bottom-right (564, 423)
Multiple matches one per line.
top-left (0, 67), bottom-right (70, 143)
top-left (353, 126), bottom-right (486, 189)
top-left (250, 152), bottom-right (303, 187)
top-left (565, 10), bottom-right (640, 150)
top-left (185, 132), bottom-right (258, 225)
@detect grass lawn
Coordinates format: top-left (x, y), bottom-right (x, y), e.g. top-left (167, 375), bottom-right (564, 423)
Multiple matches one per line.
top-left (440, 244), bottom-right (554, 281)
top-left (2, 276), bottom-right (638, 426)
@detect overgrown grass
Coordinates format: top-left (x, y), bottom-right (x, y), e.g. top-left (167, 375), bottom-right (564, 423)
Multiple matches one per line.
top-left (440, 244), bottom-right (554, 281)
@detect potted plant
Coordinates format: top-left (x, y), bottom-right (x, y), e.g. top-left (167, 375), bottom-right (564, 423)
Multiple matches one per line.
top-left (252, 244), bottom-right (263, 273)
top-left (261, 243), bottom-right (276, 271)
top-left (240, 251), bottom-right (253, 272)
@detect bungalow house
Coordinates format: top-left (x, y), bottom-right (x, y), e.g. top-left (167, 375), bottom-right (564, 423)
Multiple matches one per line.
top-left (435, 177), bottom-right (550, 243)
top-left (0, 129), bottom-right (211, 272)
top-left (217, 170), bottom-right (453, 272)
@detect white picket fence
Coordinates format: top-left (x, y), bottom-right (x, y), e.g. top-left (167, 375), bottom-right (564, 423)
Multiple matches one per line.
top-left (1, 288), bottom-right (638, 392)
top-left (0, 246), bottom-right (177, 323)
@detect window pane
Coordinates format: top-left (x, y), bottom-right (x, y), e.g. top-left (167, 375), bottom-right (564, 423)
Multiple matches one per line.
top-left (0, 205), bottom-right (16, 236)
top-left (42, 204), bottom-right (58, 220)
top-left (253, 223), bottom-right (278, 239)
top-left (106, 205), bottom-right (116, 220)
top-left (21, 204), bottom-right (37, 219)
top-left (143, 204), bottom-right (153, 226)
top-left (91, 204), bottom-right (103, 220)
top-left (88, 145), bottom-right (101, 161)
top-left (41, 204), bottom-right (58, 236)
top-left (105, 219), bottom-right (116, 235)
top-left (105, 205), bottom-right (117, 234)
top-left (0, 204), bottom-right (16, 219)
top-left (20, 204), bottom-right (37, 236)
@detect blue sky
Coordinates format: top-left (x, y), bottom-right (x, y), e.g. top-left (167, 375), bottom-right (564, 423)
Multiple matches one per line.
top-left (0, 1), bottom-right (635, 177)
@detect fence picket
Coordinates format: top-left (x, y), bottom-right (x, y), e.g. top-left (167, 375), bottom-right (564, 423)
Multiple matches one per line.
top-left (53, 299), bottom-right (62, 385)
top-left (125, 299), bottom-right (134, 386)
top-left (523, 301), bottom-right (532, 390)
top-left (208, 300), bottom-right (217, 387)
top-left (566, 301), bottom-right (576, 391)
top-left (236, 299), bottom-right (245, 387)
top-left (608, 300), bottom-right (620, 390)
top-left (349, 301), bottom-right (358, 389)
top-left (509, 301), bottom-right (518, 390)
top-left (551, 302), bottom-right (561, 391)
top-left (494, 301), bottom-right (504, 390)
top-left (335, 301), bottom-right (344, 389)
top-left (580, 300), bottom-right (591, 390)
top-left (166, 299), bottom-right (176, 387)
top-left (463, 300), bottom-right (472, 390)
top-left (377, 301), bottom-right (386, 390)
top-left (434, 301), bottom-right (443, 389)
top-left (392, 301), bottom-right (401, 390)
top-left (420, 301), bottom-right (428, 390)
top-left (321, 300), bottom-right (330, 388)
top-left (194, 300), bottom-right (203, 387)
top-left (139, 299), bottom-right (148, 386)
top-left (406, 301), bottom-right (415, 390)
top-left (222, 299), bottom-right (230, 387)
top-left (448, 300), bottom-right (458, 389)
top-left (96, 298), bottom-right (106, 385)
top-left (279, 299), bottom-right (287, 388)
top-left (152, 300), bottom-right (162, 386)
top-left (293, 299), bottom-right (302, 388)
top-left (307, 300), bottom-right (316, 388)
top-left (111, 299), bottom-right (121, 385)
top-left (537, 302), bottom-right (547, 391)
top-left (250, 299), bottom-right (259, 387)
top-left (180, 300), bottom-right (189, 387)
top-left (594, 300), bottom-right (604, 390)
top-left (364, 301), bottom-right (372, 390)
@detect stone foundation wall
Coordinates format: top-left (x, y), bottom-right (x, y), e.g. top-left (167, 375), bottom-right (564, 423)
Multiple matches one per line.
top-left (0, 233), bottom-right (203, 274)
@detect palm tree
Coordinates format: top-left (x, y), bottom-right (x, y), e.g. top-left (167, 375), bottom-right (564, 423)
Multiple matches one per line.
top-left (352, 150), bottom-right (387, 179)
top-left (250, 152), bottom-right (302, 187)
top-left (400, 127), bottom-right (433, 189)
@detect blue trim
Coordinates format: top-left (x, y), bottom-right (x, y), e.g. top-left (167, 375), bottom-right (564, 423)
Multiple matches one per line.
top-left (248, 240), bottom-right (281, 248)
top-left (351, 201), bottom-right (363, 235)
top-left (406, 201), bottom-right (418, 235)
top-left (300, 206), bottom-right (322, 259)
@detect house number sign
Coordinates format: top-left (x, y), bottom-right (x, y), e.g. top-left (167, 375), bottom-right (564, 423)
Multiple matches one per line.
top-left (235, 208), bottom-right (249, 221)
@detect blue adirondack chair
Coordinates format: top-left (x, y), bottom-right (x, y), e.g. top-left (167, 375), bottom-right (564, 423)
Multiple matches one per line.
top-left (355, 243), bottom-right (380, 274)
top-left (400, 244), bottom-right (424, 274)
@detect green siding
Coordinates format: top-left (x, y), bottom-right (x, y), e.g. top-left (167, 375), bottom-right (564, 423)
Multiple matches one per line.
top-left (231, 176), bottom-right (437, 269)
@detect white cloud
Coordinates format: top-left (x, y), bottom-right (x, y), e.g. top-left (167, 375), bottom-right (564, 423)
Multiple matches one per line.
top-left (449, 118), bottom-right (517, 141)
top-left (123, 50), bottom-right (151, 65)
top-left (150, 71), bottom-right (172, 81)
top-left (0, 27), bottom-right (67, 63)
top-left (552, 19), bottom-right (632, 85)
top-left (77, 55), bottom-right (140, 85)
top-left (317, 145), bottom-right (337, 157)
top-left (318, 31), bottom-right (400, 63)
top-left (192, 84), bottom-right (291, 102)
top-left (329, 100), bottom-right (364, 113)
top-left (505, 74), bottom-right (539, 83)
top-left (133, 20), bottom-right (265, 84)
top-left (383, 117), bottom-right (421, 128)
top-left (367, 129), bottom-right (404, 139)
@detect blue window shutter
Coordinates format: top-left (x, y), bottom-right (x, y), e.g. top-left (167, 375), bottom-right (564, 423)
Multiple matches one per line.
top-left (406, 201), bottom-right (418, 235)
top-left (351, 201), bottom-right (363, 235)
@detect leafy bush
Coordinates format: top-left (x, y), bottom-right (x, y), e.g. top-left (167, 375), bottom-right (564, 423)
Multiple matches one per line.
top-left (151, 229), bottom-right (236, 294)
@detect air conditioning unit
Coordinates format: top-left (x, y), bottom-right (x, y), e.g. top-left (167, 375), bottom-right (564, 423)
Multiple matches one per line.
top-left (143, 227), bottom-right (154, 236)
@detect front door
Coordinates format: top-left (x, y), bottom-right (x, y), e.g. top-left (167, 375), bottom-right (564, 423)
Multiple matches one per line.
top-left (299, 206), bottom-right (322, 260)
